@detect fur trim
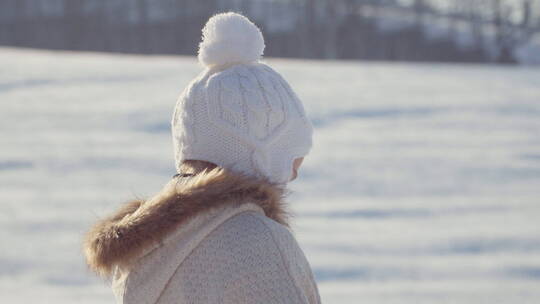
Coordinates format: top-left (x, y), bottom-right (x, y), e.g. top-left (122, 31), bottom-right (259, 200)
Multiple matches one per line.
top-left (83, 168), bottom-right (288, 277)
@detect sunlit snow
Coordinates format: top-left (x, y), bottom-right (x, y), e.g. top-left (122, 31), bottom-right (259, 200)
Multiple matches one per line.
top-left (1, 47), bottom-right (539, 303)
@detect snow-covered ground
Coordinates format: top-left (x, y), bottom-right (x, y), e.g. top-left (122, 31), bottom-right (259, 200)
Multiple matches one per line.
top-left (1, 47), bottom-right (539, 303)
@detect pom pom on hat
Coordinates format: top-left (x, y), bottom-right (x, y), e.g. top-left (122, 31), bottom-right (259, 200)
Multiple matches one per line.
top-left (198, 12), bottom-right (265, 68)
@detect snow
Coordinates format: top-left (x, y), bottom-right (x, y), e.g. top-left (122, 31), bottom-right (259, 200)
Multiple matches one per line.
top-left (1, 47), bottom-right (540, 303)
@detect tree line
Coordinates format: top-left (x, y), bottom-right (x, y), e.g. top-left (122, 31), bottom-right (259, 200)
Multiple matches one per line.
top-left (0, 0), bottom-right (538, 64)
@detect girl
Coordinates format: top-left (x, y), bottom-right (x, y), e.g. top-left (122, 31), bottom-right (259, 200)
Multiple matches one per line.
top-left (84, 12), bottom-right (320, 304)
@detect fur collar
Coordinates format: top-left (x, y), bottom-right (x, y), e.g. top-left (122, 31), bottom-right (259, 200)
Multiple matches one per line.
top-left (83, 168), bottom-right (289, 277)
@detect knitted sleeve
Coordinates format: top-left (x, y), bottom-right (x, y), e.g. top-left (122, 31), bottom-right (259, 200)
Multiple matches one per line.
top-left (156, 211), bottom-right (321, 304)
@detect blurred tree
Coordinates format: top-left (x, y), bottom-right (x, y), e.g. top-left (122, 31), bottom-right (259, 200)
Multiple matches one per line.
top-left (136, 0), bottom-right (149, 53)
top-left (63, 0), bottom-right (85, 50)
top-left (490, 0), bottom-right (536, 63)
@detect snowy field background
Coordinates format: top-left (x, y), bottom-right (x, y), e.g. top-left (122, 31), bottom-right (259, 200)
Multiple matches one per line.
top-left (1, 47), bottom-right (539, 303)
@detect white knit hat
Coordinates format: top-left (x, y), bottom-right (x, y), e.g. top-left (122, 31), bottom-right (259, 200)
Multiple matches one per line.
top-left (171, 12), bottom-right (313, 184)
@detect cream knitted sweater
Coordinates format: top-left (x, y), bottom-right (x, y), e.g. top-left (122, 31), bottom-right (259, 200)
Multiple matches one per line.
top-left (84, 170), bottom-right (321, 304)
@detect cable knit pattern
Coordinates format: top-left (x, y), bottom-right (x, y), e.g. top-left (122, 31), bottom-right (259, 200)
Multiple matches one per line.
top-left (172, 13), bottom-right (313, 184)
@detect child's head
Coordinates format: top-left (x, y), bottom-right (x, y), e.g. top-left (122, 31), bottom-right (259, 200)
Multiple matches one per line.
top-left (172, 12), bottom-right (313, 184)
